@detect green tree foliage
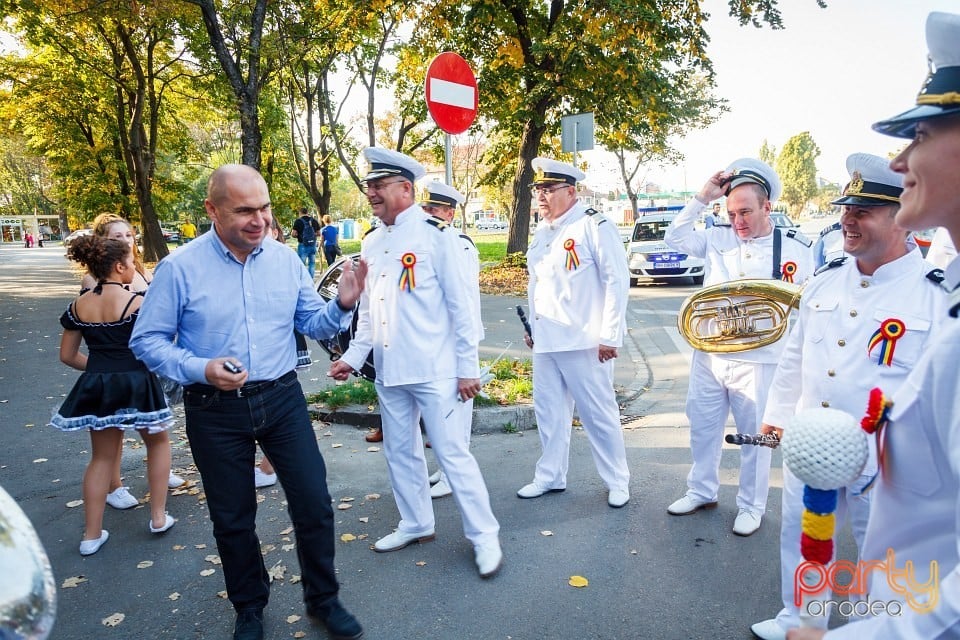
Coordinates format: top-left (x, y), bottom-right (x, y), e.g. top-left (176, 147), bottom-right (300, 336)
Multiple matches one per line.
top-left (416, 0), bottom-right (819, 254)
top-left (775, 131), bottom-right (820, 216)
top-left (758, 139), bottom-right (777, 166)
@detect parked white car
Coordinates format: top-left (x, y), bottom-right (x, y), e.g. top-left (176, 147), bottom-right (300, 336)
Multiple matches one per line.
top-left (626, 213), bottom-right (705, 285)
top-left (476, 219), bottom-right (508, 230)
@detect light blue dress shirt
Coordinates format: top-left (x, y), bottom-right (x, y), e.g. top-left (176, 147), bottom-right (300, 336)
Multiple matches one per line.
top-left (130, 229), bottom-right (351, 384)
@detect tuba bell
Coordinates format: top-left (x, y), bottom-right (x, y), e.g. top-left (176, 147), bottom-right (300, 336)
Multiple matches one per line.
top-left (677, 279), bottom-right (803, 353)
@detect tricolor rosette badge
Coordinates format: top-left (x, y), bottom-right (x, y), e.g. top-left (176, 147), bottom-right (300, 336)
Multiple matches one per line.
top-left (399, 252), bottom-right (416, 291)
top-left (867, 318), bottom-right (905, 366)
top-left (781, 261), bottom-right (798, 283)
top-left (563, 238), bottom-right (580, 270)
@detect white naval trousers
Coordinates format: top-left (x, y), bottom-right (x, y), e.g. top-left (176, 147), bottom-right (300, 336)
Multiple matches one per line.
top-left (773, 466), bottom-right (872, 631)
top-left (684, 350), bottom-right (776, 513)
top-left (531, 348), bottom-right (629, 492)
top-left (377, 378), bottom-right (499, 546)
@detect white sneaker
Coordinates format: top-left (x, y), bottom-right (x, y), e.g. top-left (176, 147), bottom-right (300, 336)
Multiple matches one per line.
top-left (607, 488), bottom-right (630, 508)
top-left (666, 494), bottom-right (717, 515)
top-left (475, 540), bottom-right (503, 578)
top-left (105, 486), bottom-right (138, 510)
top-left (516, 482), bottom-right (565, 499)
top-left (168, 472), bottom-right (186, 488)
top-left (428, 469), bottom-right (442, 485)
top-left (750, 618), bottom-right (786, 640)
top-left (733, 508), bottom-right (762, 536)
top-left (254, 467), bottom-right (277, 488)
top-left (430, 478), bottom-right (452, 499)
top-left (79, 529), bottom-right (109, 556)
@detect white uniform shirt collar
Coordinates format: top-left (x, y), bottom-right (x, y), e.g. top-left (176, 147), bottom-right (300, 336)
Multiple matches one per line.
top-left (856, 246), bottom-right (924, 284)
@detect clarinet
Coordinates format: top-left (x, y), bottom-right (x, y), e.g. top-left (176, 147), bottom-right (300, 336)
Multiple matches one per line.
top-left (516, 305), bottom-right (533, 345)
top-left (725, 432), bottom-right (780, 449)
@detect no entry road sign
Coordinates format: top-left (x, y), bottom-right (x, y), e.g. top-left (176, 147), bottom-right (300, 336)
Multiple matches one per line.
top-left (425, 52), bottom-right (478, 135)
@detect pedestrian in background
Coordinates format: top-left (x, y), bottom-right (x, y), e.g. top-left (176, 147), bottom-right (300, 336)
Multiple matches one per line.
top-left (320, 214), bottom-right (340, 267)
top-left (292, 206), bottom-right (321, 278)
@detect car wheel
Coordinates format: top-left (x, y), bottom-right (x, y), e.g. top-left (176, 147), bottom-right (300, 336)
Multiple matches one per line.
top-left (629, 278), bottom-right (639, 287)
top-left (692, 275), bottom-right (704, 285)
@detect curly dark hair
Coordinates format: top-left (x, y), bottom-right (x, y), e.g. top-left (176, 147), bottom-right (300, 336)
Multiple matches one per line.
top-left (66, 235), bottom-right (131, 282)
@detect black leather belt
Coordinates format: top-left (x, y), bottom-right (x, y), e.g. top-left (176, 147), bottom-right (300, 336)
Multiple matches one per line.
top-left (185, 370), bottom-right (296, 398)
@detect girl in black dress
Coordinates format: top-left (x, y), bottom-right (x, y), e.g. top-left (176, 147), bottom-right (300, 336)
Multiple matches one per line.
top-left (53, 235), bottom-right (175, 555)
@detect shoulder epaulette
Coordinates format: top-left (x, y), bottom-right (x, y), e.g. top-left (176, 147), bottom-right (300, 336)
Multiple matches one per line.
top-left (459, 233), bottom-right (475, 248)
top-left (584, 208), bottom-right (607, 225)
top-left (785, 228), bottom-right (812, 247)
top-left (819, 221), bottom-right (841, 237)
top-left (949, 286), bottom-right (960, 318)
top-left (926, 268), bottom-right (946, 286)
top-left (814, 256), bottom-right (847, 276)
top-left (362, 226), bottom-right (376, 239)
top-left (426, 216), bottom-right (448, 231)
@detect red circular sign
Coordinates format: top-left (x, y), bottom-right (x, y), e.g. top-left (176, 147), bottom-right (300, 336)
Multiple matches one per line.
top-left (425, 52), bottom-right (478, 135)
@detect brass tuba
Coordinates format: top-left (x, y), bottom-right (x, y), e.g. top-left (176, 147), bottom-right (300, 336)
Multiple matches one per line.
top-left (677, 279), bottom-right (803, 353)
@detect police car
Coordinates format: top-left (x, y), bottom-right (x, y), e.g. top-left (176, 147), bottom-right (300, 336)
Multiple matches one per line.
top-left (626, 206), bottom-right (705, 286)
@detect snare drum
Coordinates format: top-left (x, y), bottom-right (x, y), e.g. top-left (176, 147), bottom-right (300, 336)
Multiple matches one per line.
top-left (315, 254), bottom-right (375, 381)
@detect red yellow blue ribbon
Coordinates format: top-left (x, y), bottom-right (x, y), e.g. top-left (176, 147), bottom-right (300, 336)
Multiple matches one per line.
top-left (781, 261), bottom-right (797, 283)
top-left (399, 252), bottom-right (416, 291)
top-left (867, 318), bottom-right (905, 366)
top-left (564, 238), bottom-right (580, 270)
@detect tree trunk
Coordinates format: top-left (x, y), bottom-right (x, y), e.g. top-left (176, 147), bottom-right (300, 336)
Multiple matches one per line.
top-left (506, 119), bottom-right (547, 255)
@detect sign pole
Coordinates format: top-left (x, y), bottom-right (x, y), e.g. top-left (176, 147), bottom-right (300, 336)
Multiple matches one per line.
top-left (445, 133), bottom-right (453, 185)
top-left (573, 121), bottom-right (579, 168)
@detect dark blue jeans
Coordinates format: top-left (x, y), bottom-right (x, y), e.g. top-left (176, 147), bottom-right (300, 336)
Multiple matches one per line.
top-left (184, 375), bottom-right (339, 613)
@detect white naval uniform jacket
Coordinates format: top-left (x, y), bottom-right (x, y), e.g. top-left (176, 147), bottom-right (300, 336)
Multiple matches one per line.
top-left (664, 198), bottom-right (815, 364)
top-left (458, 231), bottom-right (485, 342)
top-left (826, 257), bottom-right (960, 639)
top-left (763, 248), bottom-right (945, 478)
top-left (340, 205), bottom-right (481, 386)
top-left (526, 201), bottom-right (629, 353)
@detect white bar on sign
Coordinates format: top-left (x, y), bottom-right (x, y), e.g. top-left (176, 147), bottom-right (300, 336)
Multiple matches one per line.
top-left (429, 78), bottom-right (475, 109)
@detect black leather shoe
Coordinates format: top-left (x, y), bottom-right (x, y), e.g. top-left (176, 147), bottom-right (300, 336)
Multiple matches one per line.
top-left (307, 600), bottom-right (364, 640)
top-left (233, 608), bottom-right (264, 640)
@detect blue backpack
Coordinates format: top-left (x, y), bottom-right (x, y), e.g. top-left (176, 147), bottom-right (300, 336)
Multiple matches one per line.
top-left (298, 216), bottom-right (317, 245)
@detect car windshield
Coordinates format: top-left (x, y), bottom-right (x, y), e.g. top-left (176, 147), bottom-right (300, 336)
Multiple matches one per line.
top-left (632, 221), bottom-right (669, 242)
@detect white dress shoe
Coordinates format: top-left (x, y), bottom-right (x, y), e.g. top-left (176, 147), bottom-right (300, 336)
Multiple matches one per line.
top-left (474, 540), bottom-right (503, 578)
top-left (373, 529), bottom-right (436, 553)
top-left (428, 469), bottom-right (442, 485)
top-left (430, 479), bottom-right (452, 499)
top-left (105, 486), bottom-right (139, 510)
top-left (168, 472), bottom-right (186, 488)
top-left (608, 488), bottom-right (630, 508)
top-left (733, 508), bottom-right (762, 536)
top-left (149, 513), bottom-right (176, 534)
top-left (516, 482), bottom-right (565, 499)
top-left (254, 467), bottom-right (278, 488)
top-left (666, 494), bottom-right (718, 515)
top-left (79, 529), bottom-right (109, 556)
top-left (750, 618), bottom-right (786, 640)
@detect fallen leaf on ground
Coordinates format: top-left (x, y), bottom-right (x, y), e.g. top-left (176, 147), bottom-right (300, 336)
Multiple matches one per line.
top-left (331, 443), bottom-right (343, 448)
top-left (268, 564), bottom-right (286, 581)
top-left (340, 533), bottom-right (356, 542)
top-left (137, 560), bottom-right (154, 569)
top-left (358, 517), bottom-right (369, 524)
top-left (169, 593), bottom-right (180, 600)
top-left (61, 576), bottom-right (87, 588)
top-left (32, 458), bottom-right (46, 463)
top-left (102, 613), bottom-right (125, 627)
top-left (540, 530), bottom-right (553, 536)
top-left (286, 615), bottom-right (301, 624)
top-left (173, 545), bottom-right (186, 551)
top-left (364, 493), bottom-right (380, 500)
top-left (290, 575), bottom-right (301, 584)
top-left (282, 544), bottom-right (295, 552)
top-left (415, 561), bottom-right (426, 567)
top-left (336, 503), bottom-right (352, 510)
top-left (200, 569), bottom-right (216, 577)
top-left (294, 632), bottom-right (307, 639)
top-left (367, 446), bottom-right (380, 452)
top-left (280, 526), bottom-right (294, 535)
top-left (340, 496), bottom-right (355, 502)
top-left (568, 575), bottom-right (589, 588)
top-left (66, 500), bottom-right (83, 508)
top-left (195, 544), bottom-right (207, 549)
top-left (217, 591), bottom-right (228, 599)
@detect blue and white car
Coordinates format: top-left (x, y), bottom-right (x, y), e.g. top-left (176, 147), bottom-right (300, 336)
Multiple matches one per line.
top-left (626, 212), bottom-right (704, 286)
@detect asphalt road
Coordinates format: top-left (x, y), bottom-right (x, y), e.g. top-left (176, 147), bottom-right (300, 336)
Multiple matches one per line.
top-left (0, 242), bottom-right (853, 640)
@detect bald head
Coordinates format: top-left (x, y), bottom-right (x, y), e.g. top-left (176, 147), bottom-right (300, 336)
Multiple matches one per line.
top-left (207, 164), bottom-right (266, 207)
